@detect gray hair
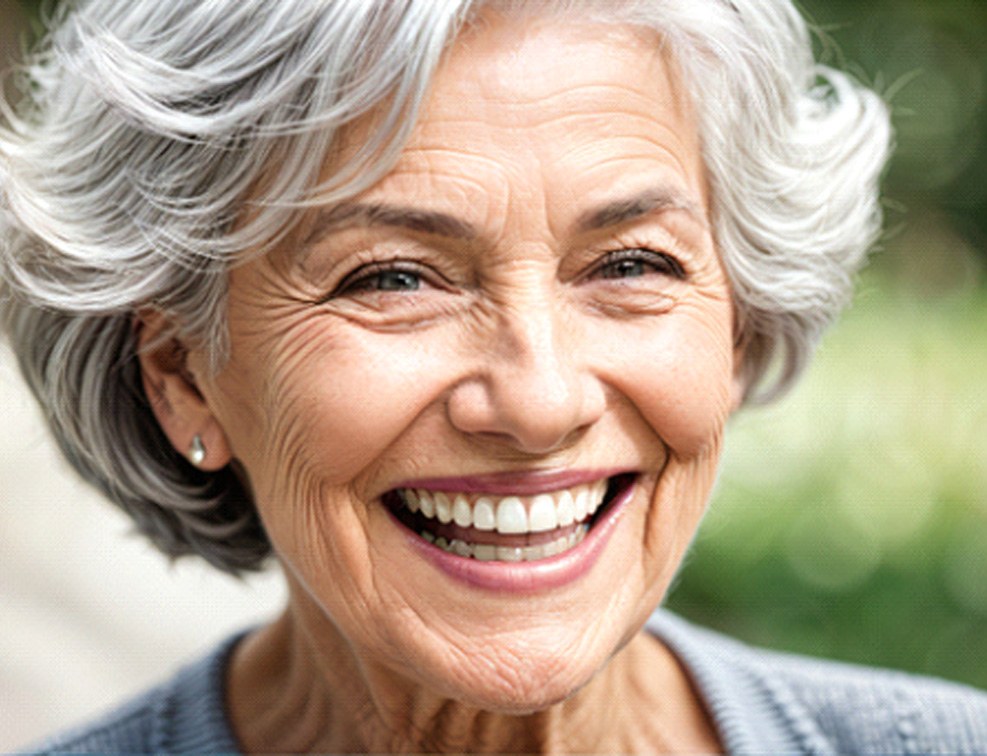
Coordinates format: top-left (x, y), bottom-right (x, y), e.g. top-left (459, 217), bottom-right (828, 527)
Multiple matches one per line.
top-left (0, 0), bottom-right (892, 574)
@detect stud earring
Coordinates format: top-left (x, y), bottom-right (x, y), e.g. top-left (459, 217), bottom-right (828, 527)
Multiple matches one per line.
top-left (188, 435), bottom-right (206, 466)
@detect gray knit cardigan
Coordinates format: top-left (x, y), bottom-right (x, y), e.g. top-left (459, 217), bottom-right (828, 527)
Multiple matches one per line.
top-left (26, 610), bottom-right (987, 754)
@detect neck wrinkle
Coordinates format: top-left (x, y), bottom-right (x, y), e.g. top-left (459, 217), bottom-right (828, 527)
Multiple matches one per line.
top-left (229, 590), bottom-right (705, 754)
top-left (229, 610), bottom-right (354, 753)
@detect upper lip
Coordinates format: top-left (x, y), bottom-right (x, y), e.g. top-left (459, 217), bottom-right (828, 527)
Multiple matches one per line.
top-left (388, 468), bottom-right (635, 497)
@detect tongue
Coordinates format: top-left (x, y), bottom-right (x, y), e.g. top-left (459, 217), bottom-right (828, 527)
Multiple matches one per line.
top-left (420, 518), bottom-right (586, 547)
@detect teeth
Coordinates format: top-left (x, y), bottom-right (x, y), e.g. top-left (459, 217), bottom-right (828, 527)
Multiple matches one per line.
top-left (435, 493), bottom-right (452, 524)
top-left (399, 479), bottom-right (618, 535)
top-left (588, 480), bottom-right (606, 516)
top-left (574, 489), bottom-right (587, 520)
top-left (496, 497), bottom-right (528, 534)
top-left (528, 494), bottom-right (558, 532)
top-left (473, 497), bottom-right (496, 531)
top-left (419, 491), bottom-right (435, 519)
top-left (556, 490), bottom-right (575, 527)
top-left (422, 526), bottom-right (589, 562)
top-left (452, 495), bottom-right (472, 528)
top-left (473, 543), bottom-right (497, 561)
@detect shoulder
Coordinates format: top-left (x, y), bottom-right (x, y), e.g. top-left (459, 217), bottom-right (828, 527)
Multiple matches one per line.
top-left (751, 640), bottom-right (987, 754)
top-left (649, 610), bottom-right (987, 754)
top-left (23, 631), bottom-right (246, 754)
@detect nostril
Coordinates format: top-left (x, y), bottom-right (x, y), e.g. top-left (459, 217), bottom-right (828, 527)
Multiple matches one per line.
top-left (446, 374), bottom-right (602, 455)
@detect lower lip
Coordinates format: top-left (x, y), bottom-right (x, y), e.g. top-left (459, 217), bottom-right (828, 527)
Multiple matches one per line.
top-left (394, 480), bottom-right (636, 593)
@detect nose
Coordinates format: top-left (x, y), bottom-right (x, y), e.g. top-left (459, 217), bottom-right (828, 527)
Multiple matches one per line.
top-left (446, 301), bottom-right (606, 455)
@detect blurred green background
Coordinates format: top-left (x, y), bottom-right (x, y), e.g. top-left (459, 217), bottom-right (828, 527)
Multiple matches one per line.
top-left (5, 0), bottom-right (987, 690)
top-left (667, 0), bottom-right (987, 691)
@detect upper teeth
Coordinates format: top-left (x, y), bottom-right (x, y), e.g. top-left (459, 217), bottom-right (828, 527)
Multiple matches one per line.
top-left (399, 480), bottom-right (609, 534)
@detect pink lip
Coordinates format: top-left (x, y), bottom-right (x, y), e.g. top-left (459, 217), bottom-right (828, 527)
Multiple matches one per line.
top-left (392, 477), bottom-right (637, 593)
top-left (391, 467), bottom-right (629, 496)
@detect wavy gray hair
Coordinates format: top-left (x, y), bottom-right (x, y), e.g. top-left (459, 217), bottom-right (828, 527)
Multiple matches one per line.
top-left (0, 0), bottom-right (892, 573)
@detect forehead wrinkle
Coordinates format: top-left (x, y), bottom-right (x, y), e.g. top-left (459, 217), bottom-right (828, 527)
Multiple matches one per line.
top-left (385, 151), bottom-right (512, 219)
top-left (478, 77), bottom-right (687, 114)
top-left (556, 133), bottom-right (702, 187)
top-left (425, 83), bottom-right (687, 139)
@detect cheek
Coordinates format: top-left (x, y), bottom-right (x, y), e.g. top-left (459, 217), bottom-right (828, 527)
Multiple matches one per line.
top-left (599, 299), bottom-right (735, 455)
top-left (246, 322), bottom-right (460, 496)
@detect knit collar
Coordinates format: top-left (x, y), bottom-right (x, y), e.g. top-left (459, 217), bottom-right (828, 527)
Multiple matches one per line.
top-left (154, 629), bottom-right (247, 754)
top-left (154, 612), bottom-right (827, 755)
top-left (647, 609), bottom-right (832, 755)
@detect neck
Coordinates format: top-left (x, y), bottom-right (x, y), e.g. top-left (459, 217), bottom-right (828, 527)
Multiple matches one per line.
top-left (228, 597), bottom-right (720, 754)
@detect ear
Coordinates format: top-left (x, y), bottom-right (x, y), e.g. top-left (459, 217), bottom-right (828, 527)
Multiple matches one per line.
top-left (135, 312), bottom-right (232, 471)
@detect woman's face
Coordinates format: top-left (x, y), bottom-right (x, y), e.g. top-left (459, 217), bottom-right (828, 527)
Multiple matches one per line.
top-left (192, 17), bottom-right (739, 711)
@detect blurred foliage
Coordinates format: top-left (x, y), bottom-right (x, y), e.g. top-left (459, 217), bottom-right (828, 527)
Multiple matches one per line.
top-left (667, 272), bottom-right (987, 688)
top-left (667, 0), bottom-right (987, 691)
top-left (801, 0), bottom-right (987, 269)
top-left (8, 0), bottom-right (987, 689)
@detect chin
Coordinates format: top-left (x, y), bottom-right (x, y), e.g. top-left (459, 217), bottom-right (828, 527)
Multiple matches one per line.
top-left (416, 634), bottom-right (615, 715)
top-left (447, 670), bottom-right (590, 716)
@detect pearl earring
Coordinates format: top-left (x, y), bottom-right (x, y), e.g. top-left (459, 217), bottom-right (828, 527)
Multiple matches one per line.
top-left (188, 435), bottom-right (206, 466)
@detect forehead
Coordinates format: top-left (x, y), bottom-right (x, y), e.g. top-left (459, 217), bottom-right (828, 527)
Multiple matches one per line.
top-left (436, 13), bottom-right (689, 114)
top-left (313, 14), bottom-right (706, 242)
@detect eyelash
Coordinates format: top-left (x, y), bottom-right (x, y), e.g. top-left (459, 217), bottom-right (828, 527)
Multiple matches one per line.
top-left (330, 260), bottom-right (436, 298)
top-left (589, 248), bottom-right (686, 281)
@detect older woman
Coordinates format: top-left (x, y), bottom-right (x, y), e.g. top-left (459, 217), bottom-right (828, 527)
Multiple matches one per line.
top-left (2, 0), bottom-right (985, 753)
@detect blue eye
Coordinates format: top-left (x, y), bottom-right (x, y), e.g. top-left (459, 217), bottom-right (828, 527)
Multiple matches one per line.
top-left (334, 264), bottom-right (425, 296)
top-left (601, 259), bottom-right (648, 279)
top-left (595, 249), bottom-right (685, 280)
top-left (368, 269), bottom-right (421, 291)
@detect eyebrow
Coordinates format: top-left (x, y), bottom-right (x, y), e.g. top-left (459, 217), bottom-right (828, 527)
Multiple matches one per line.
top-left (575, 188), bottom-right (703, 233)
top-left (303, 202), bottom-right (478, 247)
top-left (301, 186), bottom-right (703, 251)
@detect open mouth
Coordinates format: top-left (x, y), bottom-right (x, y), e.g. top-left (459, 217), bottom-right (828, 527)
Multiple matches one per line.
top-left (383, 473), bottom-right (637, 563)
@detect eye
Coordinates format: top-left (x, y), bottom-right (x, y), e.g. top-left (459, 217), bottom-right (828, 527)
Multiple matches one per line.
top-left (592, 248), bottom-right (685, 281)
top-left (332, 262), bottom-right (428, 297)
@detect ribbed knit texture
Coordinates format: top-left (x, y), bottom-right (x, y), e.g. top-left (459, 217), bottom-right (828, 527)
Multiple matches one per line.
top-left (24, 612), bottom-right (987, 754)
top-left (649, 612), bottom-right (987, 754)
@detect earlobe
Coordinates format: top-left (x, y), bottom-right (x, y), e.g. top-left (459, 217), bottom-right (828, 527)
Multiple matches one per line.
top-left (135, 313), bottom-right (233, 471)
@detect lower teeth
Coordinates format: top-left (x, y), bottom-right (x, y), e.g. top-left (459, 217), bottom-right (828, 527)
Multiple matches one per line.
top-left (422, 526), bottom-right (589, 561)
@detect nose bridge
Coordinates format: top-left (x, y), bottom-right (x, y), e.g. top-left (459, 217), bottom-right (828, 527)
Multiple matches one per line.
top-left (452, 288), bottom-right (603, 454)
top-left (500, 295), bottom-right (571, 395)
